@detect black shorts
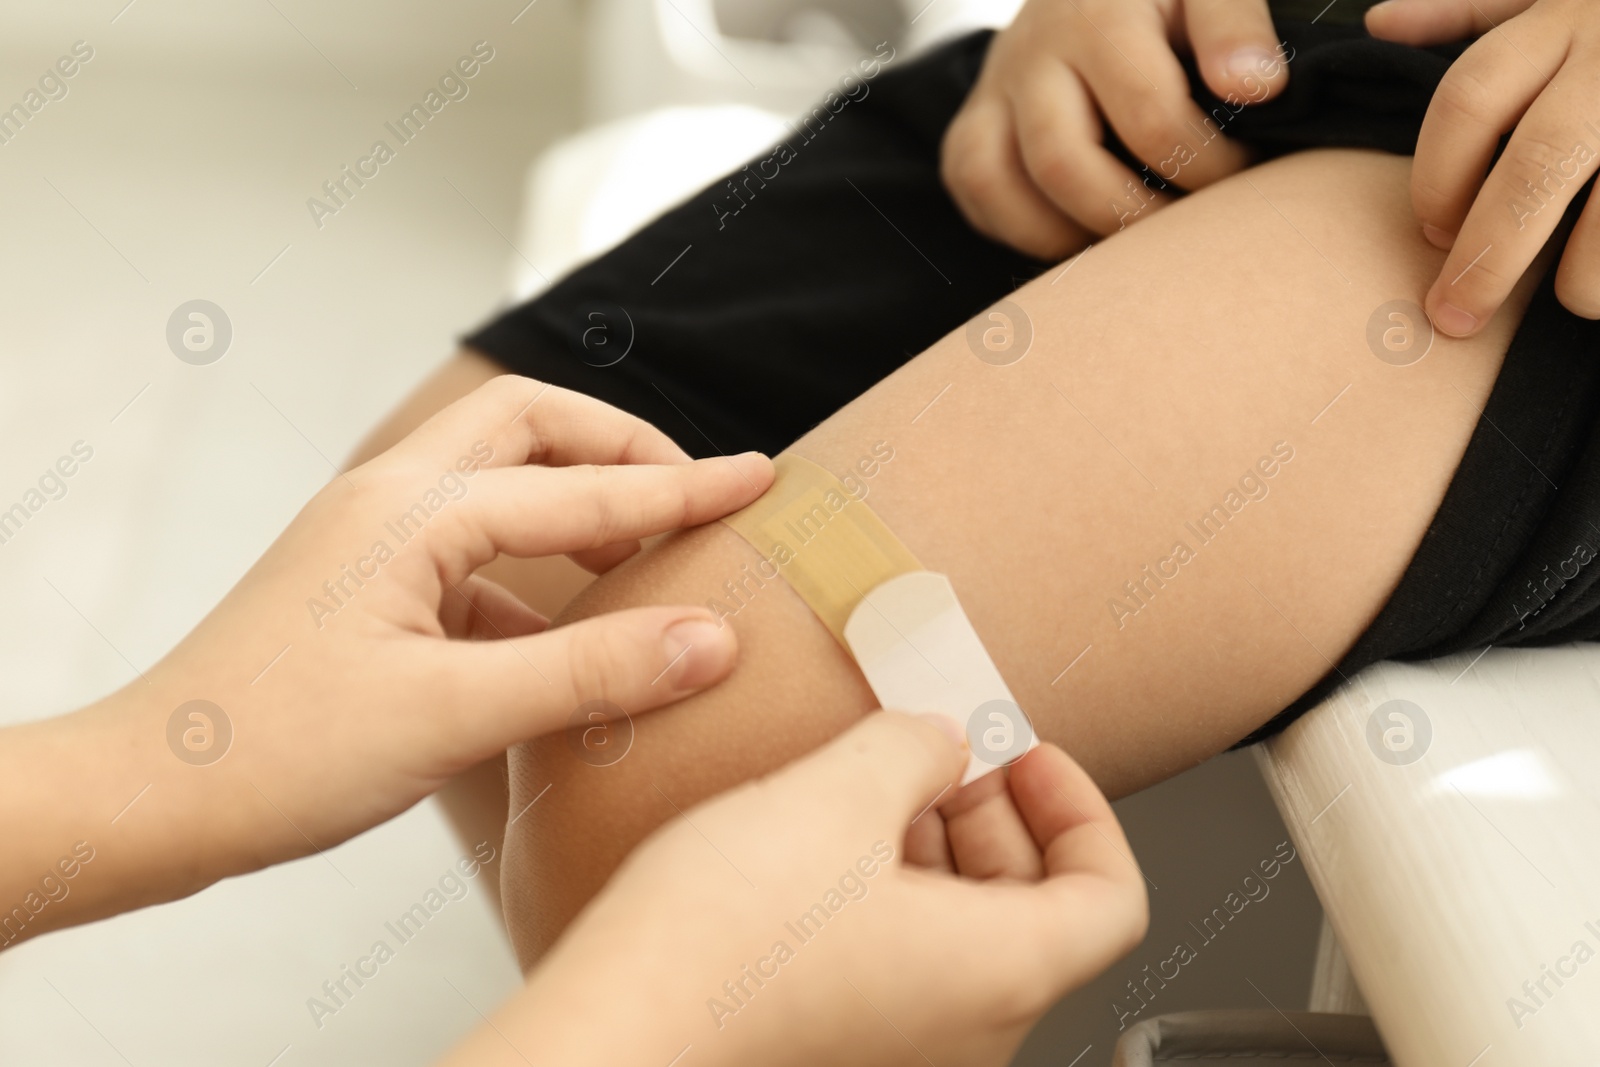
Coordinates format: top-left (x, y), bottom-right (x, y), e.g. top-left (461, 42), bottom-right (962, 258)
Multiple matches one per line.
top-left (465, 20), bottom-right (1600, 743)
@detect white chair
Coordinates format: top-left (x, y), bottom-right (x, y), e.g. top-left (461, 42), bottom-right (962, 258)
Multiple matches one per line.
top-left (1257, 647), bottom-right (1600, 1065)
top-left (579, 0), bottom-right (1022, 124)
top-left (506, 0), bottom-right (1024, 299)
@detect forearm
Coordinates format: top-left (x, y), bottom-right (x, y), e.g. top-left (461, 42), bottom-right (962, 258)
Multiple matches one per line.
top-left (0, 685), bottom-right (245, 946)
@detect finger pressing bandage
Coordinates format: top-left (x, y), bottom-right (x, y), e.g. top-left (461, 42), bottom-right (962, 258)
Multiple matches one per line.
top-left (723, 454), bottom-right (1036, 783)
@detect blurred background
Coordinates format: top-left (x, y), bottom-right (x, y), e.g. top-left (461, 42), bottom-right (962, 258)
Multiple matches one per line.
top-left (0, 1), bottom-right (1321, 1063)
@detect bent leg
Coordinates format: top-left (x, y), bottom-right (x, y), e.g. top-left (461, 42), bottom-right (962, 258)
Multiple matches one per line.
top-left (500, 147), bottom-right (1543, 963)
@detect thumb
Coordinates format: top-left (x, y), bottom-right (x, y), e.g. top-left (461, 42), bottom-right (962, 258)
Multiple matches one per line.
top-left (776, 711), bottom-right (968, 841)
top-left (1364, 0), bottom-right (1529, 45)
top-left (440, 606), bottom-right (739, 753)
top-left (1184, 0), bottom-right (1289, 103)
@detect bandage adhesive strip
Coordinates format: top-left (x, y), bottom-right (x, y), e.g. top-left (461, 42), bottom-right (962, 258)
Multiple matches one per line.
top-left (722, 455), bottom-right (1037, 784)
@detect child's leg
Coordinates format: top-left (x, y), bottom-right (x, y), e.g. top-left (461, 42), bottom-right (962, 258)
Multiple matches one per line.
top-left (498, 147), bottom-right (1546, 962)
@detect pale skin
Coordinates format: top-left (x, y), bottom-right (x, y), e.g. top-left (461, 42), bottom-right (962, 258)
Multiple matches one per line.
top-left (352, 148), bottom-right (1548, 965)
top-left (0, 379), bottom-right (1148, 1067)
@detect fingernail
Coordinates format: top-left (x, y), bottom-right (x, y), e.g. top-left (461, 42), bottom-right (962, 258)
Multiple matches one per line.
top-left (914, 712), bottom-right (968, 751)
top-left (1422, 223), bottom-right (1455, 249)
top-left (1431, 303), bottom-right (1478, 337)
top-left (1225, 46), bottom-right (1276, 80)
top-left (1433, 302), bottom-right (1478, 335)
top-left (661, 617), bottom-right (735, 689)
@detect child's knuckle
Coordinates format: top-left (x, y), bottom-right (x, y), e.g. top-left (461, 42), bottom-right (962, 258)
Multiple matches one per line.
top-left (563, 630), bottom-right (626, 703)
top-left (1506, 132), bottom-right (1578, 182)
top-left (1432, 66), bottom-right (1497, 126)
top-left (1028, 144), bottom-right (1080, 195)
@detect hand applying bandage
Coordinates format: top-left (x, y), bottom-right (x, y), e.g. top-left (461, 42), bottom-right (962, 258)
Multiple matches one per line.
top-left (0, 375), bottom-right (772, 942)
top-left (439, 711), bottom-right (1149, 1067)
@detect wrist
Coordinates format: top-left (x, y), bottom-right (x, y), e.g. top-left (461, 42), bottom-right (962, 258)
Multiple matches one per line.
top-left (104, 676), bottom-right (286, 891)
top-left (0, 682), bottom-right (258, 948)
top-left (445, 956), bottom-right (690, 1067)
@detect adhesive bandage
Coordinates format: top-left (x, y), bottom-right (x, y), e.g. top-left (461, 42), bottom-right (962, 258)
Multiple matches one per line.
top-left (721, 454), bottom-right (922, 643)
top-left (722, 455), bottom-right (1037, 784)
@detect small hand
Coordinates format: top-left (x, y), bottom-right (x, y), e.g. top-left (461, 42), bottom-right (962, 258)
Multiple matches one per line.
top-left (14, 376), bottom-right (772, 924)
top-left (941, 0), bottom-right (1290, 260)
top-left (462, 713), bottom-right (1148, 1067)
top-left (180, 376), bottom-right (770, 864)
top-left (1367, 0), bottom-right (1600, 333)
